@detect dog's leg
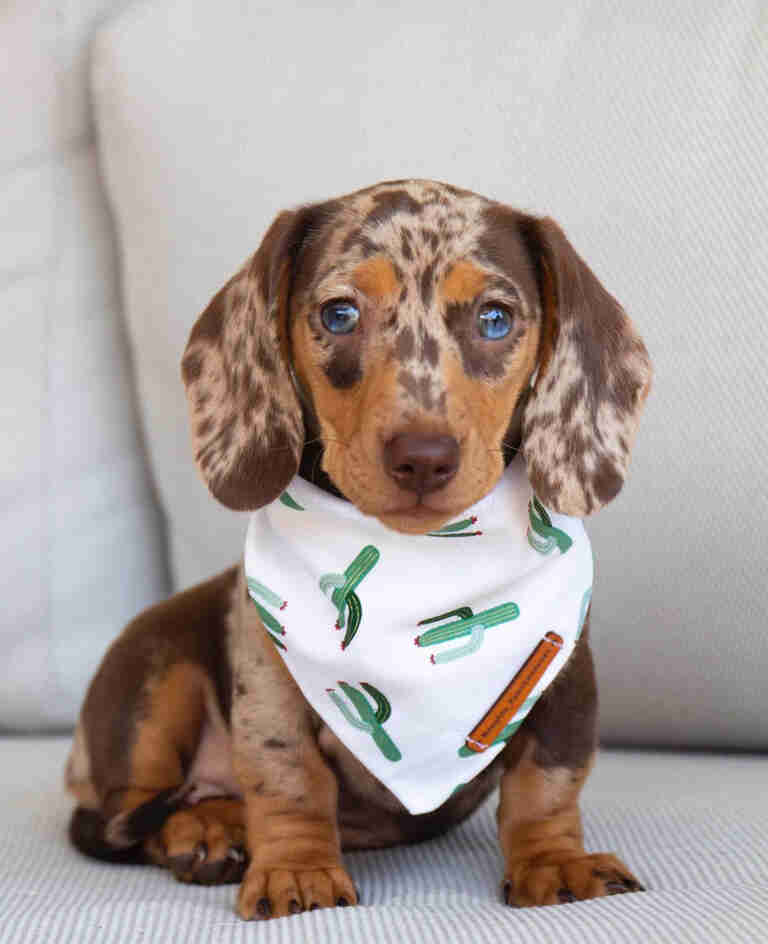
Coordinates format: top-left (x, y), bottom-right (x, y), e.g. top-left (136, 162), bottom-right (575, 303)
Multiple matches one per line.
top-left (68, 569), bottom-right (239, 863)
top-left (231, 572), bottom-right (357, 920)
top-left (497, 627), bottom-right (644, 906)
top-left (87, 660), bottom-right (209, 848)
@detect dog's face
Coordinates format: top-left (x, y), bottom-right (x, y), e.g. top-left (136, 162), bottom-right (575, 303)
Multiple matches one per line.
top-left (288, 185), bottom-right (543, 533)
top-left (182, 181), bottom-right (651, 532)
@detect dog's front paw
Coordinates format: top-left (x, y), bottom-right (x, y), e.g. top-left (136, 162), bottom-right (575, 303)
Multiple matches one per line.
top-left (145, 798), bottom-right (247, 885)
top-left (502, 852), bottom-right (645, 907)
top-left (237, 864), bottom-right (358, 920)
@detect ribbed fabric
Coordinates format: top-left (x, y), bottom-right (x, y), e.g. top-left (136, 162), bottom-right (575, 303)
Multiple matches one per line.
top-left (1, 739), bottom-right (766, 943)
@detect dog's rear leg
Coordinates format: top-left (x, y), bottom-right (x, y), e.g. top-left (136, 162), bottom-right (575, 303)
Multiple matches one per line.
top-left (67, 568), bottom-right (239, 866)
top-left (69, 660), bottom-right (210, 859)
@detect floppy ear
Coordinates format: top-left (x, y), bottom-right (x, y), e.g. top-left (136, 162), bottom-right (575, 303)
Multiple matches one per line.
top-left (181, 209), bottom-right (313, 510)
top-left (520, 217), bottom-right (652, 516)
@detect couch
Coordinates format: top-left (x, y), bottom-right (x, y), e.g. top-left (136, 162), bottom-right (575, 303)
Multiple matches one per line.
top-left (2, 1), bottom-right (766, 941)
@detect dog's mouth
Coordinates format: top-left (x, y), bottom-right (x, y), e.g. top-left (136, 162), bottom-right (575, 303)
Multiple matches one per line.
top-left (386, 502), bottom-right (443, 520)
top-left (375, 497), bottom-right (469, 535)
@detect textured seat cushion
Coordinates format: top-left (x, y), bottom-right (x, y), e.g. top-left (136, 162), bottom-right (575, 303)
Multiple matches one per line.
top-left (91, 0), bottom-right (768, 752)
top-left (1, 738), bottom-right (766, 942)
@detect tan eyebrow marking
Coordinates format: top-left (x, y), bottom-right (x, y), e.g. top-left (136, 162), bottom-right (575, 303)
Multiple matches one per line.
top-left (440, 260), bottom-right (488, 304)
top-left (352, 255), bottom-right (400, 300)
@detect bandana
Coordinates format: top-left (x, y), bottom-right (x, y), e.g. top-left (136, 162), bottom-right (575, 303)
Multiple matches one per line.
top-left (243, 455), bottom-right (593, 815)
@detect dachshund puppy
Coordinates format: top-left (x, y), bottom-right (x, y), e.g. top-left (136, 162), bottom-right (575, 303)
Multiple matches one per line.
top-left (66, 180), bottom-right (652, 920)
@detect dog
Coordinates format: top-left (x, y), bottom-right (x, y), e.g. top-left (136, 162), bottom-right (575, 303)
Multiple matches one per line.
top-left (66, 179), bottom-right (652, 920)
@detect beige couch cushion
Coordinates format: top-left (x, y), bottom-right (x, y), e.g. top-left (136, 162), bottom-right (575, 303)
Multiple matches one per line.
top-left (0, 0), bottom-right (169, 731)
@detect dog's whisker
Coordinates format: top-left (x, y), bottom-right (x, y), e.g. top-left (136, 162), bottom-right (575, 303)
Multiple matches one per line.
top-left (483, 441), bottom-right (521, 458)
top-left (305, 435), bottom-right (350, 450)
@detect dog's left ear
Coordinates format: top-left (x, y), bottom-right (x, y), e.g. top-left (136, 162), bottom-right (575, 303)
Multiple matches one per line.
top-left (181, 207), bottom-right (319, 510)
top-left (520, 216), bottom-right (652, 516)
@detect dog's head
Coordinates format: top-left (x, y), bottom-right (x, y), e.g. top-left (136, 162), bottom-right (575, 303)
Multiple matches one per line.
top-left (182, 180), bottom-right (651, 533)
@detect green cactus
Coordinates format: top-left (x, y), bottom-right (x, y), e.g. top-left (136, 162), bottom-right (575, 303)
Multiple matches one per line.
top-left (246, 577), bottom-right (287, 650)
top-left (457, 695), bottom-right (537, 757)
top-left (527, 496), bottom-right (573, 555)
top-left (428, 515), bottom-right (482, 537)
top-left (327, 681), bottom-right (401, 762)
top-left (319, 545), bottom-right (380, 648)
top-left (418, 605), bottom-right (474, 625)
top-left (279, 491), bottom-right (304, 511)
top-left (415, 602), bottom-right (520, 664)
top-left (246, 577), bottom-right (287, 610)
top-left (340, 591), bottom-right (362, 650)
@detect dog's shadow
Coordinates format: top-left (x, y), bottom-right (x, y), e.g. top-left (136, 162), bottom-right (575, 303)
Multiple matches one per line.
top-left (344, 792), bottom-right (504, 906)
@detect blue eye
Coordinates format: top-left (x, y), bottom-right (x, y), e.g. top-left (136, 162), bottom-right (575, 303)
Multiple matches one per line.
top-left (321, 301), bottom-right (360, 335)
top-left (478, 305), bottom-right (512, 340)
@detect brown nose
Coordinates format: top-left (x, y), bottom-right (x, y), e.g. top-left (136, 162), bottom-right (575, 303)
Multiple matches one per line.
top-left (384, 434), bottom-right (460, 494)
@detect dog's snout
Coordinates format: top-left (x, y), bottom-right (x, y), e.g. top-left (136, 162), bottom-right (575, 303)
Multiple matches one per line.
top-left (384, 434), bottom-right (460, 494)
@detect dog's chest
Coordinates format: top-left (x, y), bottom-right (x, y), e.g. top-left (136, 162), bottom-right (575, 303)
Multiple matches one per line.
top-left (183, 716), bottom-right (241, 805)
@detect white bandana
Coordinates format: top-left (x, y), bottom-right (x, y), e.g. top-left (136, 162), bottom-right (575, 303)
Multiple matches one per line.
top-left (244, 455), bottom-right (593, 816)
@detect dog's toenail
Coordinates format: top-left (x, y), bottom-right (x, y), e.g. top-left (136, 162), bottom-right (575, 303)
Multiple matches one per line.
top-left (289, 899), bottom-right (302, 914)
top-left (337, 897), bottom-right (349, 907)
top-left (605, 881), bottom-right (630, 895)
top-left (558, 887), bottom-right (576, 903)
top-left (227, 844), bottom-right (245, 863)
top-left (256, 897), bottom-right (272, 917)
top-left (309, 903), bottom-right (319, 911)
top-left (502, 880), bottom-right (512, 904)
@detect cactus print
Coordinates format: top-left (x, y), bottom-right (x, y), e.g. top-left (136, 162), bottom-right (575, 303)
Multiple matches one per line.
top-left (327, 681), bottom-right (401, 762)
top-left (279, 491), bottom-right (304, 510)
top-left (319, 545), bottom-right (380, 649)
top-left (246, 577), bottom-right (286, 610)
top-left (246, 577), bottom-right (288, 650)
top-left (428, 515), bottom-right (482, 537)
top-left (527, 496), bottom-right (573, 555)
top-left (415, 602), bottom-right (520, 664)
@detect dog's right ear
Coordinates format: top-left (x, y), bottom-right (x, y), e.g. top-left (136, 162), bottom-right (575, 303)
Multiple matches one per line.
top-left (181, 208), bottom-right (317, 510)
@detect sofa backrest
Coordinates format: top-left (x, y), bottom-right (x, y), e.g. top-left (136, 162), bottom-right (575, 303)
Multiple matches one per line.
top-left (0, 0), bottom-right (169, 731)
top-left (91, 0), bottom-right (767, 749)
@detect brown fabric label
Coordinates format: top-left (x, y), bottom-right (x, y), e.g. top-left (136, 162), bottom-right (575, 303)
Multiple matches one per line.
top-left (464, 632), bottom-right (564, 752)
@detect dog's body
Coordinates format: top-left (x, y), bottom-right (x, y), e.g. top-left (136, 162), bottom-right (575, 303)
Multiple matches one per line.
top-left (67, 180), bottom-right (651, 919)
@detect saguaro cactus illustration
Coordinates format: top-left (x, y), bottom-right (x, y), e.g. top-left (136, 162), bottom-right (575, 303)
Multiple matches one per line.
top-left (415, 602), bottom-right (520, 664)
top-left (427, 515), bottom-right (482, 537)
top-left (326, 682), bottom-right (401, 762)
top-left (246, 577), bottom-right (287, 650)
top-left (279, 491), bottom-right (304, 510)
top-left (319, 545), bottom-right (380, 650)
top-left (527, 496), bottom-right (573, 554)
top-left (457, 695), bottom-right (537, 757)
